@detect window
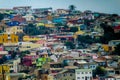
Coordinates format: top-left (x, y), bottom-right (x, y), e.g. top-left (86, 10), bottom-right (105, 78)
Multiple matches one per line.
top-left (85, 72), bottom-right (88, 74)
top-left (82, 77), bottom-right (84, 79)
top-left (77, 77), bottom-right (80, 79)
top-left (63, 74), bottom-right (66, 76)
top-left (70, 74), bottom-right (72, 76)
top-left (81, 72), bottom-right (84, 74)
top-left (89, 72), bottom-right (92, 74)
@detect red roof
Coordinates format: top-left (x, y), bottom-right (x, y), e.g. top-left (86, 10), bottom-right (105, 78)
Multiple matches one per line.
top-left (12, 15), bottom-right (26, 23)
top-left (114, 25), bottom-right (120, 30)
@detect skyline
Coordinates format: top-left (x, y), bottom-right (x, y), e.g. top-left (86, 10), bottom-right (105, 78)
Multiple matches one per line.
top-left (1, 0), bottom-right (120, 14)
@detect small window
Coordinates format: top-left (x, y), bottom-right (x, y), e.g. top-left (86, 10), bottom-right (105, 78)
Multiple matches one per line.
top-left (77, 77), bottom-right (80, 79)
top-left (70, 74), bottom-right (72, 76)
top-left (81, 72), bottom-right (84, 74)
top-left (82, 77), bottom-right (84, 79)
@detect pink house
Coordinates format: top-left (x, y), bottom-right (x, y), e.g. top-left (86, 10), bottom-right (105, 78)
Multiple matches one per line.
top-left (22, 55), bottom-right (39, 66)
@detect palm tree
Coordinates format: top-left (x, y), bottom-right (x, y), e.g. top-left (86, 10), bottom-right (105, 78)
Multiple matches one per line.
top-left (69, 5), bottom-right (76, 11)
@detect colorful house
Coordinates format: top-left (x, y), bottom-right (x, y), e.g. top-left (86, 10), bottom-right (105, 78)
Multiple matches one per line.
top-left (11, 15), bottom-right (26, 23)
top-left (114, 25), bottom-right (120, 33)
top-left (23, 36), bottom-right (41, 42)
top-left (6, 21), bottom-right (20, 26)
top-left (52, 18), bottom-right (67, 23)
top-left (36, 57), bottom-right (51, 68)
top-left (5, 26), bottom-right (23, 34)
top-left (0, 34), bottom-right (18, 43)
top-left (22, 55), bottom-right (39, 66)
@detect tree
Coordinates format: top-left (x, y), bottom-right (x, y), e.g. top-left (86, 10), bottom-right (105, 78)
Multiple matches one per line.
top-left (19, 50), bottom-right (30, 58)
top-left (95, 66), bottom-right (106, 76)
top-left (70, 27), bottom-right (78, 32)
top-left (77, 35), bottom-right (93, 44)
top-left (0, 14), bottom-right (4, 21)
top-left (11, 52), bottom-right (17, 59)
top-left (69, 5), bottom-right (76, 11)
top-left (24, 23), bottom-right (40, 36)
top-left (113, 43), bottom-right (120, 55)
top-left (100, 23), bottom-right (115, 44)
top-left (65, 41), bottom-right (75, 49)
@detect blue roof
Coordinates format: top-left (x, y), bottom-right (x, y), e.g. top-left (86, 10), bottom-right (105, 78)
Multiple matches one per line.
top-left (6, 21), bottom-right (20, 26)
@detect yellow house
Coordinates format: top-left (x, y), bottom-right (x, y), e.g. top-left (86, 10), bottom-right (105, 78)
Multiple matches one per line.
top-left (45, 24), bottom-right (55, 28)
top-left (5, 26), bottom-right (23, 34)
top-left (36, 23), bottom-right (45, 27)
top-left (0, 65), bottom-right (10, 80)
top-left (0, 34), bottom-right (18, 43)
top-left (23, 36), bottom-right (41, 42)
top-left (102, 44), bottom-right (115, 52)
top-left (41, 74), bottom-right (54, 80)
top-left (73, 27), bottom-right (85, 39)
top-left (19, 42), bottom-right (42, 51)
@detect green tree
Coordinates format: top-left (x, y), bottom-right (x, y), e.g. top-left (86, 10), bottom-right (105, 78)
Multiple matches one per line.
top-left (0, 13), bottom-right (4, 21)
top-left (11, 52), bottom-right (17, 59)
top-left (20, 50), bottom-right (30, 58)
top-left (113, 43), bottom-right (120, 55)
top-left (70, 27), bottom-right (78, 32)
top-left (77, 35), bottom-right (93, 44)
top-left (100, 23), bottom-right (115, 44)
top-left (65, 41), bottom-right (75, 49)
top-left (24, 23), bottom-right (40, 36)
top-left (95, 66), bottom-right (106, 76)
top-left (69, 5), bottom-right (76, 11)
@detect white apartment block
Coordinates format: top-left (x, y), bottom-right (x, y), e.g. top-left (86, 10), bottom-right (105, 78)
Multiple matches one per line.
top-left (75, 69), bottom-right (92, 80)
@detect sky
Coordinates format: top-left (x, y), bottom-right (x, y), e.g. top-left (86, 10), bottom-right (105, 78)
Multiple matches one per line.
top-left (0, 0), bottom-right (120, 14)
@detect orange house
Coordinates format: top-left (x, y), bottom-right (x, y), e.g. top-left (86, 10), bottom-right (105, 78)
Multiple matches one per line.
top-left (0, 34), bottom-right (18, 43)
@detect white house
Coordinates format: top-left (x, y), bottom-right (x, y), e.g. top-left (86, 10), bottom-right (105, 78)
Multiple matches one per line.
top-left (5, 58), bottom-right (21, 72)
top-left (23, 14), bottom-right (35, 21)
top-left (75, 69), bottom-right (92, 80)
top-left (108, 40), bottom-right (120, 47)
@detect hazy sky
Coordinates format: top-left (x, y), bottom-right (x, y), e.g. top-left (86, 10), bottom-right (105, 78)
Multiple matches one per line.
top-left (1, 0), bottom-right (120, 14)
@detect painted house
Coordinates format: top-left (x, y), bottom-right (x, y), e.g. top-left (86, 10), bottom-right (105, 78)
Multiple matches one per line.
top-left (0, 9), bottom-right (14, 14)
top-left (105, 67), bottom-right (115, 76)
top-left (94, 57), bottom-right (107, 66)
top-left (52, 17), bottom-right (67, 24)
top-left (22, 55), bottom-right (39, 66)
top-left (5, 26), bottom-right (23, 34)
top-left (11, 15), bottom-right (26, 23)
top-left (13, 6), bottom-right (32, 15)
top-left (109, 40), bottom-right (120, 46)
top-left (23, 14), bottom-right (35, 21)
top-left (54, 69), bottom-right (75, 80)
top-left (70, 10), bottom-right (81, 15)
top-left (36, 57), bottom-right (51, 68)
top-left (0, 34), bottom-right (18, 44)
top-left (56, 9), bottom-right (69, 15)
top-left (114, 25), bottom-right (120, 33)
top-left (6, 21), bottom-right (20, 26)
top-left (5, 58), bottom-right (21, 72)
top-left (23, 36), bottom-right (41, 42)
top-left (18, 42), bottom-right (41, 51)
top-left (33, 7), bottom-right (52, 17)
top-left (75, 69), bottom-right (92, 80)
top-left (108, 40), bottom-right (120, 51)
top-left (54, 33), bottom-right (74, 42)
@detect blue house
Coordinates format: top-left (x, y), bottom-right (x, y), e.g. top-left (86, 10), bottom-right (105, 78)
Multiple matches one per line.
top-left (6, 21), bottom-right (20, 26)
top-left (52, 17), bottom-right (67, 24)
